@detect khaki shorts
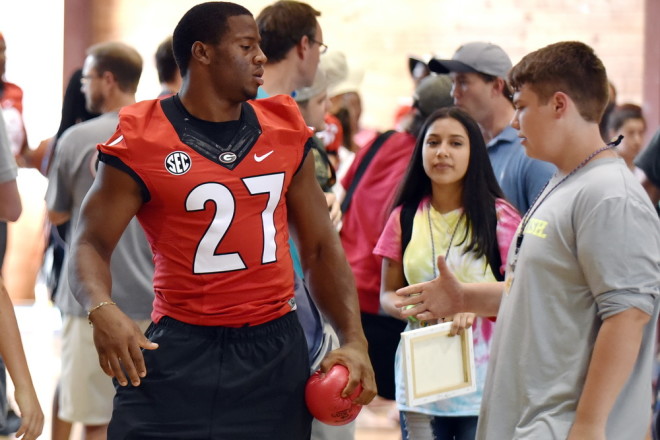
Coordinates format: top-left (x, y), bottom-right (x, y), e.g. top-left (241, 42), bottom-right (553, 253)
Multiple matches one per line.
top-left (58, 315), bottom-right (151, 425)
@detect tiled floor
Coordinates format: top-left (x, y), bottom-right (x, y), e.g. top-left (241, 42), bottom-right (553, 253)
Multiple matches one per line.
top-left (7, 290), bottom-right (401, 440)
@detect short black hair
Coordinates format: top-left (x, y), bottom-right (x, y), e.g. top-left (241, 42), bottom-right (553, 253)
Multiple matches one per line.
top-left (155, 36), bottom-right (177, 84)
top-left (256, 1), bottom-right (320, 63)
top-left (173, 2), bottom-right (252, 77)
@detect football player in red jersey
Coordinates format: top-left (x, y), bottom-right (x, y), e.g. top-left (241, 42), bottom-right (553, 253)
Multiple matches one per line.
top-left (68, 2), bottom-right (375, 439)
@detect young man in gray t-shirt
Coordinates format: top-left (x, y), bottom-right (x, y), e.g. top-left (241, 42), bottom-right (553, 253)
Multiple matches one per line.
top-left (396, 41), bottom-right (660, 439)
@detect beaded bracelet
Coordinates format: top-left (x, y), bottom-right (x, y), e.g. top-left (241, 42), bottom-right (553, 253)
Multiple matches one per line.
top-left (87, 301), bottom-right (117, 326)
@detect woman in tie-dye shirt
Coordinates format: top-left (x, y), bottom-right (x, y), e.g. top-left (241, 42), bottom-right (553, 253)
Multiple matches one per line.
top-left (375, 107), bottom-right (520, 440)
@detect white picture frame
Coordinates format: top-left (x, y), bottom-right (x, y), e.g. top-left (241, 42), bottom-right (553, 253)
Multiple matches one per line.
top-left (401, 321), bottom-right (476, 407)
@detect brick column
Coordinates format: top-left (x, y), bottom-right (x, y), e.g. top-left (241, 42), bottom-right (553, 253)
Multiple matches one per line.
top-left (644, 0), bottom-right (660, 134)
top-left (62, 0), bottom-right (119, 91)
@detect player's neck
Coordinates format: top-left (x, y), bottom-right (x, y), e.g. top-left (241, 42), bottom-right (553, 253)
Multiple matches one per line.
top-left (178, 82), bottom-right (241, 122)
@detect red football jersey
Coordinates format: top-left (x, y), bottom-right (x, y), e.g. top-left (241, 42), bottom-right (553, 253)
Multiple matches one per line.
top-left (98, 95), bottom-right (311, 326)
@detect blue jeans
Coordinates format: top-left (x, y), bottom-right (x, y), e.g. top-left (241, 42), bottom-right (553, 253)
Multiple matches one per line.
top-left (401, 411), bottom-right (478, 440)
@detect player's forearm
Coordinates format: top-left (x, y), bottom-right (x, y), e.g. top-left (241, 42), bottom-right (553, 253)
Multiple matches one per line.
top-left (572, 307), bottom-right (650, 430)
top-left (68, 237), bottom-right (114, 312)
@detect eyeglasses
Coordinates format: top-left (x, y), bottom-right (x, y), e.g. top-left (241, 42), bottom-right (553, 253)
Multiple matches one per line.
top-left (80, 72), bottom-right (101, 84)
top-left (309, 38), bottom-right (328, 55)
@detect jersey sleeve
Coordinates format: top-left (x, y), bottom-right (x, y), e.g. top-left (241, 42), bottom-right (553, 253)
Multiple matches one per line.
top-left (495, 198), bottom-right (522, 276)
top-left (97, 129), bottom-right (151, 202)
top-left (293, 136), bottom-right (315, 176)
top-left (374, 206), bottom-right (403, 262)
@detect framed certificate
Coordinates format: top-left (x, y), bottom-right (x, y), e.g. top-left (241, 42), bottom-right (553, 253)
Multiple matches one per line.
top-left (401, 321), bottom-right (476, 406)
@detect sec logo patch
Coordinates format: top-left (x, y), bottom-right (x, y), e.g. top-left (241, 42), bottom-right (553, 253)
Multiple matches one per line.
top-left (165, 151), bottom-right (191, 175)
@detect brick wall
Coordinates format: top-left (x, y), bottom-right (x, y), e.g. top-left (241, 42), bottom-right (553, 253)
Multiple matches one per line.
top-left (315, 0), bottom-right (645, 130)
top-left (0, 0), bottom-right (647, 142)
top-left (116, 0), bottom-right (645, 131)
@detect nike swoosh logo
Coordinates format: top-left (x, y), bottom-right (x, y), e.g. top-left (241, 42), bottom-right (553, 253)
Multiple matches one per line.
top-left (254, 151), bottom-right (274, 162)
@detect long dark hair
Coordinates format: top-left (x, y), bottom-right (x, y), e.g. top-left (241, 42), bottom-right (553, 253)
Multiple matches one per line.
top-left (55, 69), bottom-right (99, 141)
top-left (392, 107), bottom-right (505, 260)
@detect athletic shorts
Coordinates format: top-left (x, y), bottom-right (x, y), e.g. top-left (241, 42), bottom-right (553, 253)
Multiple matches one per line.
top-left (107, 312), bottom-right (312, 440)
top-left (59, 315), bottom-right (151, 425)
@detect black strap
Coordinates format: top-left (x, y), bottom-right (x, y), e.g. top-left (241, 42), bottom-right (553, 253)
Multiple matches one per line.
top-left (399, 202), bottom-right (417, 286)
top-left (487, 221), bottom-right (504, 281)
top-left (399, 203), bottom-right (504, 284)
top-left (340, 130), bottom-right (396, 213)
top-left (400, 202), bottom-right (416, 262)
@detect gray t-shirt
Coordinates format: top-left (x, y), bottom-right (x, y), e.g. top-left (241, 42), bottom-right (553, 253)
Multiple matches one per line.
top-left (0, 111), bottom-right (17, 184)
top-left (45, 112), bottom-right (154, 319)
top-left (478, 157), bottom-right (660, 439)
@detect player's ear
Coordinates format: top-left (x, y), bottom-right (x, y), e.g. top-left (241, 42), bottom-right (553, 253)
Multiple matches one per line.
top-left (191, 41), bottom-right (212, 66)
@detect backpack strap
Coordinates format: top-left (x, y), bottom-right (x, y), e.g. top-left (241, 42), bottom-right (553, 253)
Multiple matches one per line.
top-left (487, 223), bottom-right (504, 281)
top-left (399, 201), bottom-right (417, 286)
top-left (340, 130), bottom-right (396, 213)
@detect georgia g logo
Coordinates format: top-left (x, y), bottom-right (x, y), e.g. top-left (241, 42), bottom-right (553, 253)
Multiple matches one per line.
top-left (219, 152), bottom-right (237, 164)
top-left (165, 151), bottom-right (192, 175)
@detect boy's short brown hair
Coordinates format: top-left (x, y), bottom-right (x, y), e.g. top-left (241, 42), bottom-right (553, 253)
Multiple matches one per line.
top-left (257, 1), bottom-right (321, 63)
top-left (508, 41), bottom-right (609, 123)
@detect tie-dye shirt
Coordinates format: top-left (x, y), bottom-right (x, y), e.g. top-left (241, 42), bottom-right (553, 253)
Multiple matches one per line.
top-left (374, 196), bottom-right (520, 416)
